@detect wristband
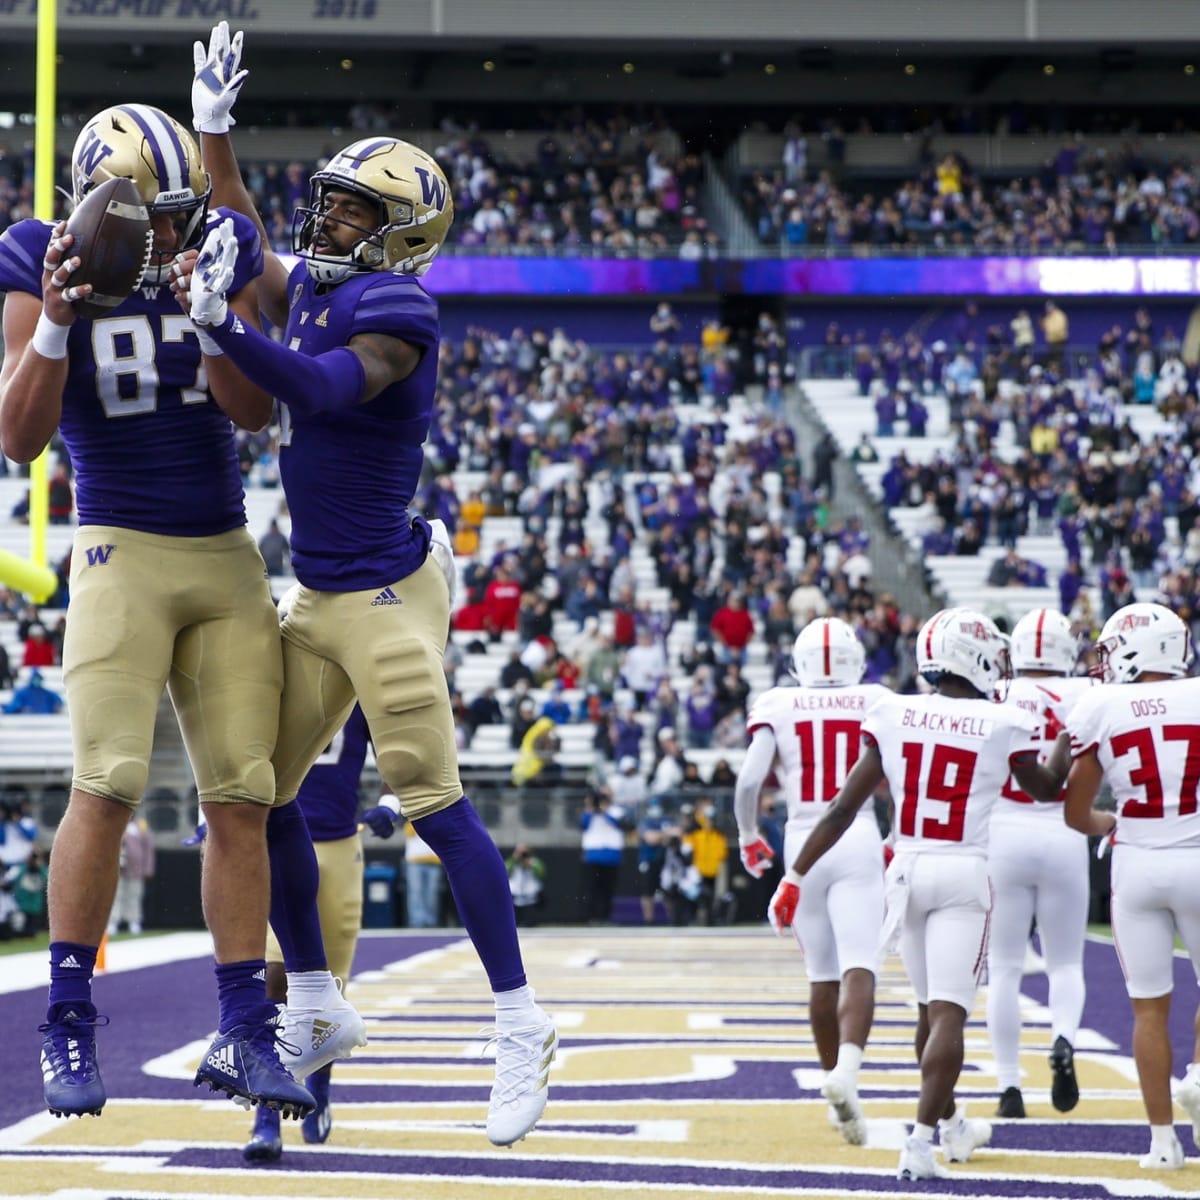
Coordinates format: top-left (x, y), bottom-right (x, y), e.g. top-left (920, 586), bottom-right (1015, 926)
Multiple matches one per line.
top-left (31, 312), bottom-right (70, 360)
top-left (379, 794), bottom-right (402, 816)
top-left (784, 868), bottom-right (805, 886)
top-left (194, 329), bottom-right (225, 356)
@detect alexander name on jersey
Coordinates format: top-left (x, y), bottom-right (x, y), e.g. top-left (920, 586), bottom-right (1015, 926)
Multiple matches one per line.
top-left (785, 692), bottom-right (869, 712)
top-left (898, 707), bottom-right (993, 737)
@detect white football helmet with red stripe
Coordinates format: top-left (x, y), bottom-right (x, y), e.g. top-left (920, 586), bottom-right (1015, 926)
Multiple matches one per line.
top-left (792, 617), bottom-right (865, 687)
top-left (1011, 607), bottom-right (1079, 674)
top-left (1094, 602), bottom-right (1190, 683)
top-left (917, 607), bottom-right (1011, 697)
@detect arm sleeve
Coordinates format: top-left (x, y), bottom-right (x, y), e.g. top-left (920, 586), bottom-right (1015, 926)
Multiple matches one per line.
top-left (734, 727), bottom-right (777, 839)
top-left (201, 311), bottom-right (366, 417)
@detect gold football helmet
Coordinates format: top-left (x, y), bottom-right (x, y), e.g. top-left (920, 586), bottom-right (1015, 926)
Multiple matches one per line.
top-left (292, 137), bottom-right (454, 284)
top-left (71, 104), bottom-right (211, 282)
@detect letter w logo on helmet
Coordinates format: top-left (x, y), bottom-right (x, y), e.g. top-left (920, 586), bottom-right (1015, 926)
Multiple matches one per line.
top-left (414, 166), bottom-right (447, 211)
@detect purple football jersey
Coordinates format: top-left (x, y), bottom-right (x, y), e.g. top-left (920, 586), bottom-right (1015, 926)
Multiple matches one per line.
top-left (297, 704), bottom-right (370, 842)
top-left (277, 264), bottom-right (439, 590)
top-left (0, 208), bottom-right (263, 535)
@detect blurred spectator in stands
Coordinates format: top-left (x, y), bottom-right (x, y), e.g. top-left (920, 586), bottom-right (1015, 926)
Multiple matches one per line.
top-left (506, 844), bottom-right (546, 928)
top-left (682, 800), bottom-right (729, 926)
top-left (875, 388), bottom-right (897, 436)
top-left (20, 624), bottom-right (54, 669)
top-left (511, 717), bottom-right (562, 787)
top-left (650, 727), bottom-right (688, 799)
top-left (788, 569), bottom-right (829, 625)
top-left (47, 464), bottom-right (73, 525)
top-left (1010, 308), bottom-right (1035, 354)
top-left (1041, 300), bottom-right (1069, 371)
top-left (580, 788), bottom-right (628, 924)
top-left (762, 591), bottom-right (795, 647)
top-left (635, 799), bottom-right (675, 925)
top-left (482, 562), bottom-right (522, 639)
top-left (708, 758), bottom-right (738, 789)
top-left (716, 661), bottom-right (751, 721)
top-left (649, 301), bottom-right (681, 342)
top-left (610, 755), bottom-right (648, 813)
top-left (710, 591), bottom-right (755, 666)
top-left (955, 518), bottom-right (984, 556)
top-left (3, 669), bottom-right (62, 715)
top-left (6, 845), bottom-right (46, 937)
top-left (812, 430), bottom-right (838, 498)
top-left (1100, 565), bottom-right (1136, 621)
top-left (622, 627), bottom-right (667, 710)
top-left (499, 648), bottom-right (534, 690)
top-left (9, 487), bottom-right (29, 523)
top-left (541, 681), bottom-right (572, 725)
top-left (684, 671), bottom-right (719, 750)
top-left (463, 685), bottom-right (504, 744)
top-left (257, 518), bottom-right (290, 577)
top-left (509, 696), bottom-right (537, 750)
top-left (650, 678), bottom-right (680, 737)
top-left (782, 121), bottom-right (808, 184)
top-left (583, 633), bottom-right (621, 700)
top-left (0, 640), bottom-right (12, 691)
top-left (106, 814), bottom-right (154, 936)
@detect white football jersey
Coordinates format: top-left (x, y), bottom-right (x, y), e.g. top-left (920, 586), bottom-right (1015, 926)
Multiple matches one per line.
top-left (993, 674), bottom-right (1093, 827)
top-left (1067, 677), bottom-right (1200, 850)
top-left (864, 692), bottom-right (1039, 855)
top-left (747, 682), bottom-right (891, 835)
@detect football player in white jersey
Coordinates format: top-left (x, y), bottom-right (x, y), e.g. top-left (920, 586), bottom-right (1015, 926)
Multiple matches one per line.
top-left (1063, 601), bottom-right (1200, 1171)
top-left (735, 618), bottom-right (890, 1146)
top-left (987, 608), bottom-right (1093, 1119)
top-left (770, 608), bottom-right (1068, 1180)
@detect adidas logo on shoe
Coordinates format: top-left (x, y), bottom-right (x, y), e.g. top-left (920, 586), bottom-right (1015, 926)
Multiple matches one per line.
top-left (58, 955), bottom-right (82, 970)
top-left (370, 586), bottom-right (403, 607)
top-left (310, 1018), bottom-right (339, 1051)
top-left (206, 1044), bottom-right (239, 1080)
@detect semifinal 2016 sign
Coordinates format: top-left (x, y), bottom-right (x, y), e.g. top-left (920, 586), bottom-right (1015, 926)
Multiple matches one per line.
top-left (415, 254), bottom-right (1200, 298)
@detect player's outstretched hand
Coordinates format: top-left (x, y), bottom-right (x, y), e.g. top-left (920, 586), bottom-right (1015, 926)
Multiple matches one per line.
top-left (182, 820), bottom-right (208, 847)
top-left (768, 869), bottom-right (803, 935)
top-left (361, 804), bottom-right (399, 839)
top-left (192, 19), bottom-right (247, 134)
top-left (182, 218), bottom-right (237, 327)
top-left (738, 835), bottom-right (775, 878)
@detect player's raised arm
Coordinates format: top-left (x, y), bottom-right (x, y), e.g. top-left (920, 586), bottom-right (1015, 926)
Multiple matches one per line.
top-left (192, 21), bottom-right (290, 328)
top-left (0, 224), bottom-right (80, 461)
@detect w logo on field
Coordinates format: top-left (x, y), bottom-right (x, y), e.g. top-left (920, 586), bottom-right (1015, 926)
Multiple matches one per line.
top-left (85, 544), bottom-right (115, 567)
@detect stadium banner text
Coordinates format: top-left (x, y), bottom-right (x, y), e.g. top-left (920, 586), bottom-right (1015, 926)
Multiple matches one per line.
top-left (4, 0), bottom-right (1198, 42)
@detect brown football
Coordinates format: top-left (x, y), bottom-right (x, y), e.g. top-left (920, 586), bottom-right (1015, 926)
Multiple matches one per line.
top-left (62, 176), bottom-right (152, 320)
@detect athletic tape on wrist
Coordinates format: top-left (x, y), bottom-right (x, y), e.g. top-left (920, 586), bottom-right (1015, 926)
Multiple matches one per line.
top-left (31, 312), bottom-right (69, 360)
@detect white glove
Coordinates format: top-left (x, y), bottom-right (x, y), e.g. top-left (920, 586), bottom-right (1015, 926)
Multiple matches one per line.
top-left (192, 20), bottom-right (248, 134)
top-left (276, 582), bottom-right (301, 621)
top-left (189, 217), bottom-right (238, 327)
top-left (428, 518), bottom-right (457, 606)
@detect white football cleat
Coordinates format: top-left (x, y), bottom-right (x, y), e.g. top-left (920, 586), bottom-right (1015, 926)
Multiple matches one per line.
top-left (1174, 1066), bottom-right (1200, 1144)
top-left (938, 1106), bottom-right (992, 1163)
top-left (484, 1006), bottom-right (558, 1146)
top-left (821, 1069), bottom-right (867, 1146)
top-left (898, 1135), bottom-right (948, 1180)
top-left (1139, 1133), bottom-right (1184, 1170)
top-left (276, 983), bottom-right (367, 1078)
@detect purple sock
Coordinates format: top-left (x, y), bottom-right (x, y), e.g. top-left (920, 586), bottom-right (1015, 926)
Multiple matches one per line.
top-left (267, 801), bottom-right (327, 972)
top-left (214, 959), bottom-right (274, 1034)
top-left (47, 941), bottom-right (97, 1021)
top-left (414, 798), bottom-right (526, 993)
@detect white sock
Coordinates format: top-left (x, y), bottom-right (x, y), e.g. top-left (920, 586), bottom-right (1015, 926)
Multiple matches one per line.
top-left (836, 1042), bottom-right (864, 1080)
top-left (1150, 1123), bottom-right (1177, 1149)
top-left (912, 1122), bottom-right (935, 1143)
top-left (286, 969), bottom-right (336, 1007)
top-left (494, 984), bottom-right (536, 1029)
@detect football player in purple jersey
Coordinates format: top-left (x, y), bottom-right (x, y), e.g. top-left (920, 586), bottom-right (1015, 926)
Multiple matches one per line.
top-left (176, 23), bottom-right (558, 1146)
top-left (0, 104), bottom-right (311, 1120)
